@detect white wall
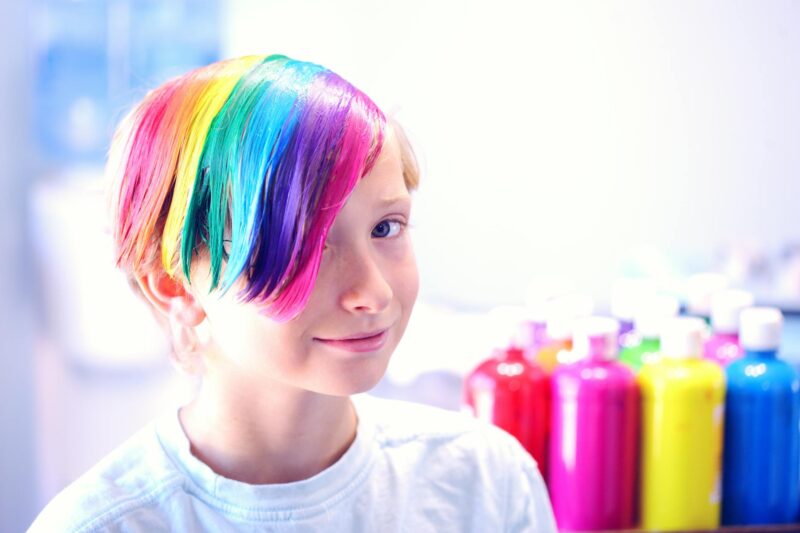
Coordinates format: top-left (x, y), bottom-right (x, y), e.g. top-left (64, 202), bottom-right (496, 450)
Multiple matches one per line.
top-left (225, 0), bottom-right (800, 309)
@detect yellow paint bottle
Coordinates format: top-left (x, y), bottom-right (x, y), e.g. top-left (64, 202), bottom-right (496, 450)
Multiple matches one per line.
top-left (638, 317), bottom-right (726, 531)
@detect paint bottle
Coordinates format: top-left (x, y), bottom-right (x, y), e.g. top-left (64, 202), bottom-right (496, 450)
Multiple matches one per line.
top-left (611, 278), bottom-right (658, 342)
top-left (619, 295), bottom-right (679, 371)
top-left (704, 289), bottom-right (754, 366)
top-left (463, 317), bottom-right (551, 475)
top-left (722, 307), bottom-right (800, 525)
top-left (536, 293), bottom-right (593, 372)
top-left (638, 317), bottom-right (726, 531)
top-left (685, 272), bottom-right (729, 325)
top-left (522, 278), bottom-right (577, 358)
top-left (549, 317), bottom-right (639, 531)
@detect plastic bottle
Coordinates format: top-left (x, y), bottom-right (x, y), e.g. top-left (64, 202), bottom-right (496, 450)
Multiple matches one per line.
top-left (549, 317), bottom-right (639, 531)
top-left (535, 293), bottom-right (593, 372)
top-left (463, 308), bottom-right (551, 476)
top-left (522, 278), bottom-right (576, 358)
top-left (704, 289), bottom-right (754, 366)
top-left (619, 295), bottom-right (679, 371)
top-left (638, 317), bottom-right (726, 531)
top-left (610, 278), bottom-right (658, 342)
top-left (685, 272), bottom-right (729, 325)
top-left (721, 307), bottom-right (800, 525)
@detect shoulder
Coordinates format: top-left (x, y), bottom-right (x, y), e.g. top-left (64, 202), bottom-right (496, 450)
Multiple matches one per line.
top-left (354, 395), bottom-right (557, 532)
top-left (29, 418), bottom-right (184, 533)
top-left (355, 393), bottom-right (529, 461)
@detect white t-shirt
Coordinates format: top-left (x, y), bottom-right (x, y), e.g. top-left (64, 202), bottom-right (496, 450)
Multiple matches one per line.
top-left (29, 395), bottom-right (557, 532)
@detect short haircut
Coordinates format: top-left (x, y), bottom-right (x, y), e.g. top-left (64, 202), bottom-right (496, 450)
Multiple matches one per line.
top-left (108, 54), bottom-right (419, 323)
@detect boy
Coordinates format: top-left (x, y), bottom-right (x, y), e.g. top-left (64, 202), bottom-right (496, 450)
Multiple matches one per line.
top-left (30, 54), bottom-right (556, 532)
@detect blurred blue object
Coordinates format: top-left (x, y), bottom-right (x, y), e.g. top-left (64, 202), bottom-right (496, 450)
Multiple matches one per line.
top-left (33, 0), bottom-right (221, 163)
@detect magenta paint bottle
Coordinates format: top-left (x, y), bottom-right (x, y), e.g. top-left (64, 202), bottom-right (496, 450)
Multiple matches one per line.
top-left (704, 289), bottom-right (754, 366)
top-left (549, 317), bottom-right (640, 531)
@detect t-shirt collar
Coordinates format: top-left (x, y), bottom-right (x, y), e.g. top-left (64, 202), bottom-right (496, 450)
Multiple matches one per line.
top-left (155, 395), bottom-right (377, 517)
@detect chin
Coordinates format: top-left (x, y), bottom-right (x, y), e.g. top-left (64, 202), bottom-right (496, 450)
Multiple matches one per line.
top-left (310, 355), bottom-right (392, 397)
top-left (335, 365), bottom-right (390, 396)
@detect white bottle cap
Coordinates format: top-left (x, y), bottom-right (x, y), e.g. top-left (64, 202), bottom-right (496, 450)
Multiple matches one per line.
top-left (545, 292), bottom-right (594, 340)
top-left (660, 317), bottom-right (706, 359)
top-left (634, 294), bottom-right (680, 339)
top-left (525, 277), bottom-right (577, 322)
top-left (739, 307), bottom-right (783, 351)
top-left (572, 316), bottom-right (621, 361)
top-left (710, 289), bottom-right (755, 334)
top-left (486, 305), bottom-right (529, 350)
top-left (610, 278), bottom-right (659, 322)
top-left (686, 272), bottom-right (729, 317)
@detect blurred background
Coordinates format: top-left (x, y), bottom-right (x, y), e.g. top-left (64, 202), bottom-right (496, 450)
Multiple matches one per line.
top-left (3, 0), bottom-right (800, 530)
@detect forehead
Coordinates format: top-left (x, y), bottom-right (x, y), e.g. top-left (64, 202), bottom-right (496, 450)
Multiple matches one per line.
top-left (352, 126), bottom-right (408, 199)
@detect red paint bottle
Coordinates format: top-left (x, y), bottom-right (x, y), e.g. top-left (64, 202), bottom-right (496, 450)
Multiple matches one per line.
top-left (464, 344), bottom-right (551, 477)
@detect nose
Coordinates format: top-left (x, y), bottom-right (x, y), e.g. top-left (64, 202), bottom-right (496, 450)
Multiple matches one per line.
top-left (338, 246), bottom-right (393, 314)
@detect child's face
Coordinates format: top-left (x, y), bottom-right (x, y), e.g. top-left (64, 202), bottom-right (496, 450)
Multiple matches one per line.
top-left (189, 128), bottom-right (419, 395)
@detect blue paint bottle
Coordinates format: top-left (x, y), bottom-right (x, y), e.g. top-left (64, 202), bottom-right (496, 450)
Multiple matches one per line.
top-left (722, 307), bottom-right (800, 525)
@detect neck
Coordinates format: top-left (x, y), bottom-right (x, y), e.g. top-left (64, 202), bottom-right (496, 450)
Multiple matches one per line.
top-left (179, 366), bottom-right (357, 485)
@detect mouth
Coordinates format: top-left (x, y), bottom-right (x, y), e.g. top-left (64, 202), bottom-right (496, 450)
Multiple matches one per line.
top-left (314, 328), bottom-right (390, 353)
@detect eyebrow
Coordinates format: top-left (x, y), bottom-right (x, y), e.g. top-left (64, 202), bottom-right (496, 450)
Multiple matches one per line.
top-left (379, 194), bottom-right (412, 207)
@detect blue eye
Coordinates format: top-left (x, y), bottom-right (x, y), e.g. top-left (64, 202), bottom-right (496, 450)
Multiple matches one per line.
top-left (372, 219), bottom-right (405, 239)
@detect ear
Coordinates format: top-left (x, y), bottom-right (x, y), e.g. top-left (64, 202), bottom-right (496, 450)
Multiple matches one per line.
top-left (136, 269), bottom-right (206, 327)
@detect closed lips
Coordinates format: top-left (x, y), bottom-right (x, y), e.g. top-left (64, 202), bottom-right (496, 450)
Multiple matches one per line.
top-left (317, 329), bottom-right (388, 341)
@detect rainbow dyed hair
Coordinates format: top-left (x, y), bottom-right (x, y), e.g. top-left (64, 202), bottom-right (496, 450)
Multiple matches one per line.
top-left (108, 54), bottom-right (417, 322)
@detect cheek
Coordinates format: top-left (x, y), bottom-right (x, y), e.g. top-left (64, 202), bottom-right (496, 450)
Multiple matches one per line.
top-left (297, 256), bottom-right (338, 318)
top-left (206, 306), bottom-right (265, 359)
top-left (202, 298), bottom-right (309, 370)
top-left (391, 245), bottom-right (419, 309)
